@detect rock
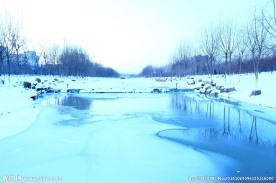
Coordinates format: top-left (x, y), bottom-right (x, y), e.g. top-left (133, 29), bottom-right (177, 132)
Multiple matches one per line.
top-left (203, 84), bottom-right (212, 91)
top-left (194, 86), bottom-right (201, 90)
top-left (221, 87), bottom-right (236, 93)
top-left (206, 87), bottom-right (214, 94)
top-left (36, 88), bottom-right (46, 92)
top-left (210, 89), bottom-right (220, 97)
top-left (194, 88), bottom-right (200, 93)
top-left (23, 81), bottom-right (32, 89)
top-left (226, 87), bottom-right (236, 93)
top-left (204, 80), bottom-right (216, 86)
top-left (216, 86), bottom-right (223, 90)
top-left (46, 89), bottom-right (61, 93)
top-left (30, 95), bottom-right (37, 100)
top-left (250, 90), bottom-right (261, 96)
top-left (67, 89), bottom-right (81, 93)
top-left (187, 79), bottom-right (195, 85)
top-left (199, 88), bottom-right (206, 94)
top-left (35, 78), bottom-right (41, 83)
top-left (152, 88), bottom-right (162, 93)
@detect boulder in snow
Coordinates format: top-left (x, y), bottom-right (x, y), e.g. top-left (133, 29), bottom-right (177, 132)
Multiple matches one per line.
top-left (35, 78), bottom-right (41, 83)
top-left (151, 88), bottom-right (162, 93)
top-left (23, 82), bottom-right (32, 89)
top-left (210, 89), bottom-right (220, 97)
top-left (216, 86), bottom-right (223, 90)
top-left (46, 89), bottom-right (61, 93)
top-left (187, 79), bottom-right (195, 85)
top-left (221, 87), bottom-right (236, 93)
top-left (67, 89), bottom-right (81, 93)
top-left (250, 90), bottom-right (261, 96)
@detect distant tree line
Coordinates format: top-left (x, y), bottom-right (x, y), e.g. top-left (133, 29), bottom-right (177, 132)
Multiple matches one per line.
top-left (140, 0), bottom-right (276, 89)
top-left (0, 13), bottom-right (119, 82)
top-left (140, 55), bottom-right (276, 77)
top-left (39, 44), bottom-right (119, 77)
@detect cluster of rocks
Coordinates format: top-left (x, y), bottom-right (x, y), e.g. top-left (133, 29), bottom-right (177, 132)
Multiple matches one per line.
top-left (23, 78), bottom-right (66, 100)
top-left (187, 78), bottom-right (236, 97)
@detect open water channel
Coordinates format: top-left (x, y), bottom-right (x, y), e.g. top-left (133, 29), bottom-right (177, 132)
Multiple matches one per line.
top-left (0, 92), bottom-right (275, 182)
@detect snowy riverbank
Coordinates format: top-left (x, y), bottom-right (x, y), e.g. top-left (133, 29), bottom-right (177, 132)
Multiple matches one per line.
top-left (0, 72), bottom-right (275, 140)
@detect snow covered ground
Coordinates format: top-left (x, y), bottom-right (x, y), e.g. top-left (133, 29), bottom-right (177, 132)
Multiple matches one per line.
top-left (0, 72), bottom-right (275, 182)
top-left (2, 71), bottom-right (276, 103)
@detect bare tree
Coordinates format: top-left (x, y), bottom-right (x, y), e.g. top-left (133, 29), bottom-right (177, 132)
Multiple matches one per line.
top-left (261, 0), bottom-right (276, 56)
top-left (59, 45), bottom-right (91, 77)
top-left (0, 12), bottom-right (24, 82)
top-left (172, 41), bottom-right (192, 77)
top-left (12, 26), bottom-right (25, 74)
top-left (201, 26), bottom-right (219, 80)
top-left (236, 29), bottom-right (248, 82)
top-left (262, 0), bottom-right (276, 39)
top-left (1, 15), bottom-right (16, 83)
top-left (247, 16), bottom-right (268, 89)
top-left (33, 42), bottom-right (47, 75)
top-left (0, 20), bottom-right (4, 84)
top-left (218, 23), bottom-right (238, 85)
top-left (48, 45), bottom-right (61, 75)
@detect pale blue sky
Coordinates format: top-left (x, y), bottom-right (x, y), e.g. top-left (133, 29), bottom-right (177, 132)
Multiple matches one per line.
top-left (1, 0), bottom-right (266, 73)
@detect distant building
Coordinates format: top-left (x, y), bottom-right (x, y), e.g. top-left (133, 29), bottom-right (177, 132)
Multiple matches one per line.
top-left (0, 46), bottom-right (39, 72)
top-left (20, 51), bottom-right (39, 69)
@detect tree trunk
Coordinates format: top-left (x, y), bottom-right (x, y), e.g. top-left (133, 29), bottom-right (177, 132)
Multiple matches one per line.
top-left (7, 51), bottom-right (11, 83)
top-left (224, 53), bottom-right (228, 86)
top-left (229, 53), bottom-right (232, 85)
top-left (16, 49), bottom-right (19, 75)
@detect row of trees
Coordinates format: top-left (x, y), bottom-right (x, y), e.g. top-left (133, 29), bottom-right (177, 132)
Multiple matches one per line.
top-left (0, 13), bottom-right (25, 82)
top-left (0, 13), bottom-right (119, 82)
top-left (140, 0), bottom-right (276, 89)
top-left (39, 44), bottom-right (119, 77)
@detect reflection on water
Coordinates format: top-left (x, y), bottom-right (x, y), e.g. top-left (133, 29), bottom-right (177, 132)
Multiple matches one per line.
top-left (42, 93), bottom-right (276, 147)
top-left (155, 93), bottom-right (276, 176)
top-left (41, 94), bottom-right (93, 127)
top-left (39, 93), bottom-right (276, 177)
top-left (42, 94), bottom-right (92, 110)
top-left (61, 96), bottom-right (92, 110)
top-left (168, 93), bottom-right (276, 147)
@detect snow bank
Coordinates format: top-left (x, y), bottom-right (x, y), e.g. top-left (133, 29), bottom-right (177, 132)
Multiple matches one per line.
top-left (0, 85), bottom-right (40, 139)
top-left (175, 72), bottom-right (276, 108)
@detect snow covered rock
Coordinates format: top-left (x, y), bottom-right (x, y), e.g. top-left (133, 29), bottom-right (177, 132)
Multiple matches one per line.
top-left (210, 89), bottom-right (220, 97)
top-left (221, 87), bottom-right (236, 93)
top-left (46, 89), bottom-right (61, 93)
top-left (187, 78), bottom-right (195, 85)
top-left (250, 90), bottom-right (261, 96)
top-left (67, 89), bottom-right (81, 93)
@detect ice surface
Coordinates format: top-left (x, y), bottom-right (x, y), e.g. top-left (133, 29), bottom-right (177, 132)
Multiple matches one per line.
top-left (0, 95), bottom-right (227, 183)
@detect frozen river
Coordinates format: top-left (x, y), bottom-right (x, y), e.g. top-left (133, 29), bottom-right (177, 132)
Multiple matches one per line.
top-left (0, 93), bottom-right (275, 182)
